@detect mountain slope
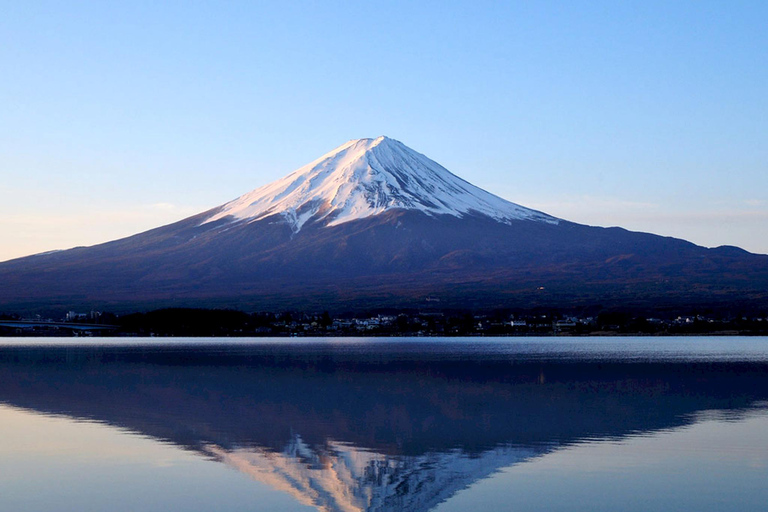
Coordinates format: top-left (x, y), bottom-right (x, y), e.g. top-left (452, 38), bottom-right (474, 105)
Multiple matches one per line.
top-left (1, 137), bottom-right (767, 314)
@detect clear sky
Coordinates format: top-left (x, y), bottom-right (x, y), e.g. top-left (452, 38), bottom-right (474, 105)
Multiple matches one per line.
top-left (1, 1), bottom-right (766, 262)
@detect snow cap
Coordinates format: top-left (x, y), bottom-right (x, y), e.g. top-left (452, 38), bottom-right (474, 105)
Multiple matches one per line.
top-left (203, 137), bottom-right (557, 232)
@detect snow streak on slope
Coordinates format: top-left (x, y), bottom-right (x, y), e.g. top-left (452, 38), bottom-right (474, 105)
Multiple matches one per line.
top-left (203, 136), bottom-right (558, 232)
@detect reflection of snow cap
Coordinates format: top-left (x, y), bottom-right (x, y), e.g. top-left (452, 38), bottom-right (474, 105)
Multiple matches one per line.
top-left (203, 136), bottom-right (558, 233)
top-left (204, 434), bottom-right (542, 512)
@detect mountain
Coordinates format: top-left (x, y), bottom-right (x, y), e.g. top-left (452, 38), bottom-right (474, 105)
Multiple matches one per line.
top-left (1, 136), bottom-right (768, 314)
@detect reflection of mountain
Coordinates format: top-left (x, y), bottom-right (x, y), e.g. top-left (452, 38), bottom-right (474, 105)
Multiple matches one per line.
top-left (1, 342), bottom-right (767, 511)
top-left (205, 438), bottom-right (540, 512)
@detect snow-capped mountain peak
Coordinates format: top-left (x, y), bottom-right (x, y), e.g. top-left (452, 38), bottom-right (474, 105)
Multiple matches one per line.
top-left (203, 136), bottom-right (557, 232)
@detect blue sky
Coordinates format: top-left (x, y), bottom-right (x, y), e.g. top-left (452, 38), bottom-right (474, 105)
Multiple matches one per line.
top-left (1, 1), bottom-right (766, 261)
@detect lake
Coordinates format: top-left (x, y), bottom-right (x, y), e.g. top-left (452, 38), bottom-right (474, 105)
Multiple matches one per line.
top-left (1, 336), bottom-right (767, 511)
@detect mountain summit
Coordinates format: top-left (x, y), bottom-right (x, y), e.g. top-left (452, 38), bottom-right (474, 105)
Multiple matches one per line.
top-left (1, 137), bottom-right (767, 314)
top-left (204, 136), bottom-right (556, 232)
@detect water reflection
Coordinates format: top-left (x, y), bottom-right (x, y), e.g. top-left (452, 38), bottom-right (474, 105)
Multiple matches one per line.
top-left (1, 341), bottom-right (767, 511)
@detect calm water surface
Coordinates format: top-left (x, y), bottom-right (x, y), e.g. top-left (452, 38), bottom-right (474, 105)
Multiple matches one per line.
top-left (0, 336), bottom-right (766, 511)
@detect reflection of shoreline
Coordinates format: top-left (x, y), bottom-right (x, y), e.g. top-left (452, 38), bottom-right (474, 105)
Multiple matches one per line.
top-left (2, 347), bottom-right (767, 449)
top-left (204, 436), bottom-right (545, 512)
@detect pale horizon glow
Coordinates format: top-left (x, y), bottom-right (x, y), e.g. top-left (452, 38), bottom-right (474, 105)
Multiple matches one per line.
top-left (1, 1), bottom-right (766, 261)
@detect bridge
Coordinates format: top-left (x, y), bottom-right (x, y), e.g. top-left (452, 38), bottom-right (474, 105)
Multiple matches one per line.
top-left (0, 320), bottom-right (118, 331)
